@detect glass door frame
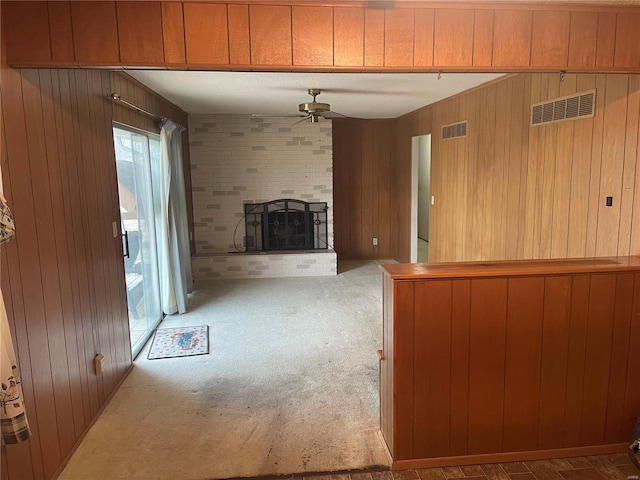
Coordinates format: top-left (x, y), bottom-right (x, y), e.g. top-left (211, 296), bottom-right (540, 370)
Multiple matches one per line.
top-left (113, 122), bottom-right (163, 358)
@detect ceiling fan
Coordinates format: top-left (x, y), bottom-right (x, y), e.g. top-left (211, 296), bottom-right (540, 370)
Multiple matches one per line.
top-left (295, 88), bottom-right (347, 124)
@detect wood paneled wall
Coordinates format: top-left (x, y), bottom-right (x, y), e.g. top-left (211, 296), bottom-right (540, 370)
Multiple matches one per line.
top-left (333, 119), bottom-right (394, 260)
top-left (381, 260), bottom-right (640, 467)
top-left (334, 73), bottom-right (639, 263)
top-left (0, 54), bottom-right (189, 479)
top-left (422, 73), bottom-right (640, 263)
top-left (2, 1), bottom-right (639, 71)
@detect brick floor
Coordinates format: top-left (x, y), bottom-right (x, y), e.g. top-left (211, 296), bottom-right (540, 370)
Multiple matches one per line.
top-left (228, 454), bottom-right (639, 480)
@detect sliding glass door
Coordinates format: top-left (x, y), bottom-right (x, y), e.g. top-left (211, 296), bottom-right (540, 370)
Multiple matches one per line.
top-left (113, 126), bottom-right (162, 357)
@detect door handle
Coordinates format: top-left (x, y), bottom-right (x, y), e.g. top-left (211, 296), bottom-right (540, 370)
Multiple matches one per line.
top-left (122, 231), bottom-right (130, 258)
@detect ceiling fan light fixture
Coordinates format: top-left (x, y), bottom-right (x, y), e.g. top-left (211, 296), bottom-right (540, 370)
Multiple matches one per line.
top-left (298, 88), bottom-right (331, 116)
top-left (298, 101), bottom-right (330, 114)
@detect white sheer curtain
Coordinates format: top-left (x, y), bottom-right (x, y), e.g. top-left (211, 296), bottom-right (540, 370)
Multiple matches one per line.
top-left (157, 120), bottom-right (192, 314)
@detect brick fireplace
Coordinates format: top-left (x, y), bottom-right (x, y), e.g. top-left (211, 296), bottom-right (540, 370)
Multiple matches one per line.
top-left (189, 115), bottom-right (336, 279)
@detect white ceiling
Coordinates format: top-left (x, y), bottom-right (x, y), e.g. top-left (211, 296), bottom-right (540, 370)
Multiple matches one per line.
top-left (127, 71), bottom-right (505, 119)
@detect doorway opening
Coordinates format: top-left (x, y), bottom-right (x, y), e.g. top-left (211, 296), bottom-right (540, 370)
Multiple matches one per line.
top-left (410, 134), bottom-right (432, 263)
top-left (113, 125), bottom-right (163, 357)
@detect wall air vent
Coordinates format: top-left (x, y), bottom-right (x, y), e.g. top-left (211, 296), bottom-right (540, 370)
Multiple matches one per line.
top-left (531, 89), bottom-right (595, 126)
top-left (442, 121), bottom-right (467, 140)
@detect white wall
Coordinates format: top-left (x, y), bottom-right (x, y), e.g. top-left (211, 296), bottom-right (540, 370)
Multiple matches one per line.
top-left (418, 134), bottom-right (431, 241)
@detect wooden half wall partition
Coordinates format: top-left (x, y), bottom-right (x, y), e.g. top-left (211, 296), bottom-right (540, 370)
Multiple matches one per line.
top-left (1, 1), bottom-right (640, 71)
top-left (0, 54), bottom-right (190, 479)
top-left (379, 256), bottom-right (640, 469)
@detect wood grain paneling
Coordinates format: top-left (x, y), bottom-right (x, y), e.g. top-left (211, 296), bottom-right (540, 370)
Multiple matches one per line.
top-left (581, 274), bottom-right (617, 445)
top-left (629, 76), bottom-right (640, 257)
top-left (376, 120), bottom-right (393, 260)
top-left (568, 12), bottom-right (598, 68)
top-left (449, 279), bottom-right (470, 456)
top-left (249, 5), bottom-right (292, 66)
top-left (38, 69), bottom-right (78, 458)
top-left (530, 11), bottom-right (570, 67)
top-left (414, 9), bottom-right (434, 67)
top-left (538, 276), bottom-right (572, 449)
top-left (2, 1), bottom-right (639, 71)
top-left (70, 2), bottom-right (120, 64)
top-left (596, 13), bottom-right (616, 68)
top-left (381, 262), bottom-right (640, 466)
top-left (382, 73), bottom-right (640, 264)
top-left (605, 273), bottom-right (634, 443)
top-left (340, 72), bottom-right (640, 265)
top-left (596, 75), bottom-right (628, 257)
top-left (564, 275), bottom-right (590, 446)
top-left (413, 280), bottom-right (451, 458)
top-left (433, 9), bottom-right (474, 67)
top-left (468, 278), bottom-right (507, 455)
top-left (292, 6), bottom-right (333, 66)
top-left (586, 74), bottom-right (607, 257)
top-left (380, 274), bottom-right (394, 452)
top-left (384, 8), bottom-right (414, 67)
top-left (364, 8), bottom-right (384, 67)
top-left (473, 9), bottom-right (494, 67)
top-left (1, 56), bottom-right (190, 480)
top-left (614, 13), bottom-right (640, 68)
top-left (618, 75), bottom-right (640, 256)
top-left (361, 122), bottom-right (374, 258)
top-left (333, 120), bottom-right (393, 260)
top-left (492, 10), bottom-right (532, 67)
top-left (18, 69), bottom-right (64, 477)
top-left (161, 2), bottom-right (186, 64)
top-left (48, 1), bottom-right (74, 63)
top-left (393, 280), bottom-right (414, 460)
top-left (2, 1), bottom-right (51, 64)
top-left (334, 7), bottom-right (364, 67)
top-left (183, 3), bottom-right (229, 65)
top-left (3, 65), bottom-right (50, 480)
top-left (117, 2), bottom-right (164, 64)
top-left (503, 276), bottom-right (544, 452)
top-left (228, 4), bottom-right (251, 65)
top-left (624, 274), bottom-right (640, 438)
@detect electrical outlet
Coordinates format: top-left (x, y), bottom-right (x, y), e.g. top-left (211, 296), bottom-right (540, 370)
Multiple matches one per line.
top-left (373, 237), bottom-right (378, 246)
top-left (94, 354), bottom-right (105, 376)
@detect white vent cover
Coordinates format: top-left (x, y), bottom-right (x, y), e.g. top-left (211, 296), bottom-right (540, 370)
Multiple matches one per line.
top-left (442, 121), bottom-right (467, 140)
top-left (531, 89), bottom-right (596, 126)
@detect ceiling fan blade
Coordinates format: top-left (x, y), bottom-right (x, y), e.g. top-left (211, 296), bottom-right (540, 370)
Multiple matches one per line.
top-left (320, 111), bottom-right (348, 119)
top-left (251, 113), bottom-right (305, 118)
top-left (290, 115), bottom-right (311, 126)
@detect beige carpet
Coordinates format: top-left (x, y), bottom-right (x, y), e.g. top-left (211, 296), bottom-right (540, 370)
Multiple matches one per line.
top-left (59, 261), bottom-right (391, 480)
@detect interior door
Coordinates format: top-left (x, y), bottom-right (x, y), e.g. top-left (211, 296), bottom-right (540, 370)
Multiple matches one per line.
top-left (113, 126), bottom-right (162, 357)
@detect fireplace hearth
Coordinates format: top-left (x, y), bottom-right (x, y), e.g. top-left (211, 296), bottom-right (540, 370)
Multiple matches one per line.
top-left (244, 199), bottom-right (328, 251)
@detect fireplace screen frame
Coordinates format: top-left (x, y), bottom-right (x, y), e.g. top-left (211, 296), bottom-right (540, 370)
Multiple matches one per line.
top-left (244, 199), bottom-right (328, 251)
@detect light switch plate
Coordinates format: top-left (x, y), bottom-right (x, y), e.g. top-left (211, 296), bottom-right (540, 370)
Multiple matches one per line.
top-left (112, 222), bottom-right (118, 238)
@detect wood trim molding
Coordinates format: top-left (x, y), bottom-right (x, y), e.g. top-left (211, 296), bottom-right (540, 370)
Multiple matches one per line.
top-left (390, 443), bottom-right (629, 469)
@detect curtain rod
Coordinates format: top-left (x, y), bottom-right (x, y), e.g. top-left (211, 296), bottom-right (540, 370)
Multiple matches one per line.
top-left (109, 92), bottom-right (167, 123)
